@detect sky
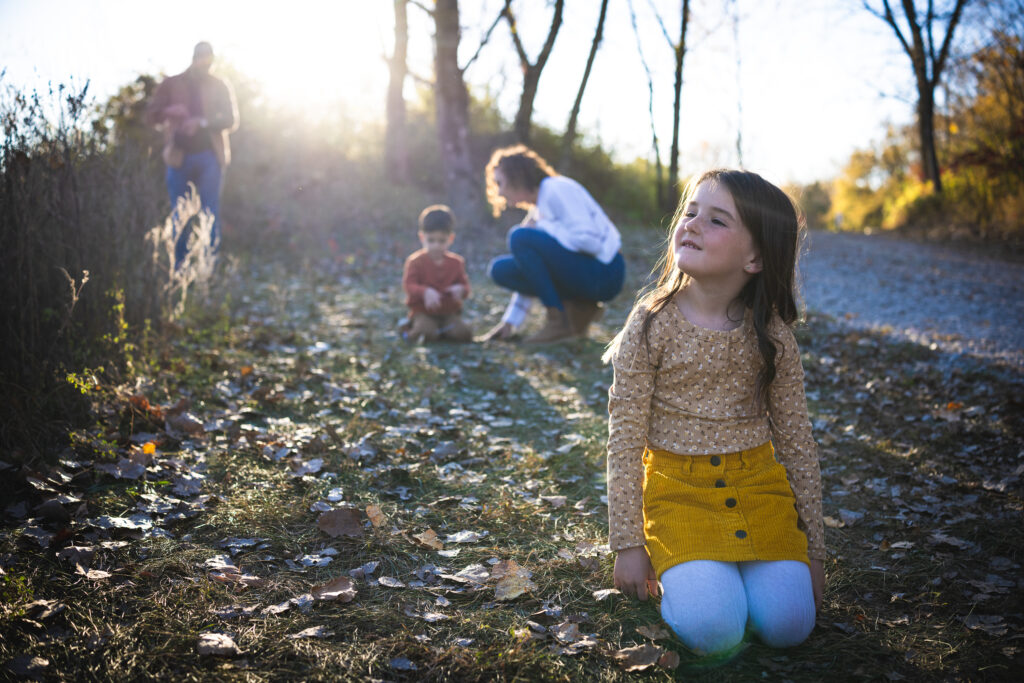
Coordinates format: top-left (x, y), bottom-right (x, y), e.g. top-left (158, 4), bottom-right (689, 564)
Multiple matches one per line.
top-left (0, 0), bottom-right (915, 185)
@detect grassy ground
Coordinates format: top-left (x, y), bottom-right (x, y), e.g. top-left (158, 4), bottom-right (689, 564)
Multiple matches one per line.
top-left (2, 231), bottom-right (1022, 681)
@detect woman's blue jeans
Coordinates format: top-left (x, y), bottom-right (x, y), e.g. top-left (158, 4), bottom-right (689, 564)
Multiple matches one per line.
top-left (166, 149), bottom-right (222, 267)
top-left (488, 227), bottom-right (625, 310)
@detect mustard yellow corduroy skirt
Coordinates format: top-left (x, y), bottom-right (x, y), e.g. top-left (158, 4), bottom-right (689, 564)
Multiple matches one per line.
top-left (643, 441), bottom-right (809, 579)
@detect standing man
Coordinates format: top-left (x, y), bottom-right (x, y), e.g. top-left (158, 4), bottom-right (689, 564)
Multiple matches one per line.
top-left (146, 41), bottom-right (238, 267)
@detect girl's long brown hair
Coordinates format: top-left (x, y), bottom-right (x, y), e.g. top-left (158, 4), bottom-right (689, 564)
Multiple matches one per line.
top-left (607, 169), bottom-right (803, 410)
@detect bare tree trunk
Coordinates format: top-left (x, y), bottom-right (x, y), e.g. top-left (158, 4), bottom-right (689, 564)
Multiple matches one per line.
top-left (627, 0), bottom-right (665, 209)
top-left (559, 0), bottom-right (609, 171)
top-left (385, 0), bottom-right (409, 183)
top-left (867, 0), bottom-right (969, 195)
top-left (434, 0), bottom-right (484, 221)
top-left (504, 0), bottom-right (564, 144)
top-left (667, 0), bottom-right (690, 211)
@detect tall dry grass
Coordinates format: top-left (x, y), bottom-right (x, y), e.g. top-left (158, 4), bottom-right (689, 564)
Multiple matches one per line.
top-left (0, 82), bottom-right (211, 458)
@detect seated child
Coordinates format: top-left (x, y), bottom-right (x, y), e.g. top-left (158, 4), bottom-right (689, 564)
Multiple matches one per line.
top-left (401, 205), bottom-right (473, 343)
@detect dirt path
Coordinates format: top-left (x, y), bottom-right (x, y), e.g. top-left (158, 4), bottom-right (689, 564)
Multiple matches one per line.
top-left (799, 231), bottom-right (1024, 369)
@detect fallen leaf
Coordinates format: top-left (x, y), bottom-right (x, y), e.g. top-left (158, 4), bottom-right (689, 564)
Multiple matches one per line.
top-left (167, 412), bottom-right (205, 436)
top-left (636, 624), bottom-right (670, 640)
top-left (593, 588), bottom-right (621, 601)
top-left (539, 495), bottom-right (567, 508)
top-left (6, 655), bottom-right (49, 678)
top-left (490, 559), bottom-right (527, 580)
top-left (23, 600), bottom-right (66, 621)
top-left (390, 657), bottom-right (417, 671)
top-left (365, 504), bottom-right (385, 528)
top-left (419, 611), bottom-right (450, 622)
top-left (378, 576), bottom-right (406, 588)
top-left (446, 530), bottom-right (486, 543)
top-left (413, 528), bottom-right (444, 550)
top-left (317, 507), bottom-right (364, 538)
top-left (289, 625), bottom-right (334, 639)
top-left (312, 576), bottom-right (357, 602)
top-left (196, 633), bottom-right (242, 656)
top-left (615, 643), bottom-right (664, 671)
top-left (494, 572), bottom-right (537, 601)
top-left (550, 621), bottom-right (579, 644)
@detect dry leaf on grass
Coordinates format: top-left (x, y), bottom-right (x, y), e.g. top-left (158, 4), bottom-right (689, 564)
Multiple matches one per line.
top-left (490, 559), bottom-right (537, 601)
top-left (550, 621), bottom-right (579, 644)
top-left (378, 576), bottom-right (406, 588)
top-left (614, 643), bottom-right (664, 671)
top-left (288, 625), bottom-right (334, 639)
top-left (446, 529), bottom-right (486, 543)
top-left (636, 624), bottom-right (670, 640)
top-left (539, 495), bottom-right (567, 508)
top-left (197, 633), bottom-right (242, 656)
top-left (592, 588), bottom-right (620, 601)
top-left (166, 412), bottom-right (205, 436)
top-left (365, 504), bottom-right (385, 528)
top-left (311, 576), bottom-right (357, 602)
top-left (317, 507), bottom-right (364, 538)
top-left (495, 573), bottom-right (537, 601)
top-left (413, 528), bottom-right (443, 550)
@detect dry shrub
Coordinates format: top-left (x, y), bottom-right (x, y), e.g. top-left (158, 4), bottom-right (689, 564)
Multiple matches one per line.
top-left (0, 82), bottom-right (199, 458)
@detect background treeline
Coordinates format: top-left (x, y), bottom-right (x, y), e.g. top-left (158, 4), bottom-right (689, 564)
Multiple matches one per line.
top-left (826, 0), bottom-right (1024, 239)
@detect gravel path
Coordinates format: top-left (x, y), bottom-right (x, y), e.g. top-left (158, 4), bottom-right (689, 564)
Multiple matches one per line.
top-left (798, 230), bottom-right (1024, 370)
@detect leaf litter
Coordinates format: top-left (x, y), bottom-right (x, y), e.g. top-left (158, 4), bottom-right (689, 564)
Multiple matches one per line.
top-left (3, 245), bottom-right (1022, 680)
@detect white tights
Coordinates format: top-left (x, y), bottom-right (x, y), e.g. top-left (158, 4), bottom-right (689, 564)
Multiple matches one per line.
top-left (659, 560), bottom-right (815, 655)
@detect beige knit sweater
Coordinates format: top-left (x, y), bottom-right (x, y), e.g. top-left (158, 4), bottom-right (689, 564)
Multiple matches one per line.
top-left (606, 300), bottom-right (825, 561)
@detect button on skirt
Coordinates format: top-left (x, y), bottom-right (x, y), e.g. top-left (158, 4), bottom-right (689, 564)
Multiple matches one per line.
top-left (642, 441), bottom-right (809, 579)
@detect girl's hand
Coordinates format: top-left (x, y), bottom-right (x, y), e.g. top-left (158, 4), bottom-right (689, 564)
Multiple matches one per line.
top-left (810, 559), bottom-right (824, 612)
top-left (446, 283), bottom-right (466, 300)
top-left (613, 547), bottom-right (659, 601)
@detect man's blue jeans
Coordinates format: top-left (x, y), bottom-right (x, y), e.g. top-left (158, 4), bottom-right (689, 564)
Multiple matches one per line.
top-left (165, 149), bottom-right (222, 267)
top-left (488, 227), bottom-right (625, 309)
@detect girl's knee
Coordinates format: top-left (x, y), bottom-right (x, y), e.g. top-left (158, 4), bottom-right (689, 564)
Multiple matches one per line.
top-left (749, 604), bottom-right (815, 648)
top-left (661, 597), bottom-right (745, 655)
top-left (659, 564), bottom-right (747, 655)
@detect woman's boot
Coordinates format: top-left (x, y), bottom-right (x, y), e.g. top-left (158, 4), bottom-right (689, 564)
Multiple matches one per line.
top-left (564, 300), bottom-right (604, 337)
top-left (525, 307), bottom-right (575, 344)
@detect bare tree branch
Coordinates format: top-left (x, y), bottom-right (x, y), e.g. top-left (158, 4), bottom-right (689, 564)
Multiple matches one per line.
top-left (502, 1), bottom-right (529, 67)
top-left (645, 0), bottom-right (675, 48)
top-left (628, 0), bottom-right (664, 209)
top-left (462, 6), bottom-right (507, 73)
top-left (408, 0), bottom-right (433, 17)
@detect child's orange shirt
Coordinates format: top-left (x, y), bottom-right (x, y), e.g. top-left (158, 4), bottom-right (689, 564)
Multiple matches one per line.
top-left (402, 249), bottom-right (470, 317)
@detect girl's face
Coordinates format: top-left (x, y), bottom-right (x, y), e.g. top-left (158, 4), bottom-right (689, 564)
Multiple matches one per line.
top-left (673, 181), bottom-right (762, 282)
top-left (493, 168), bottom-right (533, 207)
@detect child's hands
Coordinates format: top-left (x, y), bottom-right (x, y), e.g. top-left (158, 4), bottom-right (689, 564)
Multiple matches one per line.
top-left (613, 546), bottom-right (659, 601)
top-left (446, 283), bottom-right (466, 300)
top-left (164, 103), bottom-right (190, 121)
top-left (423, 287), bottom-right (442, 311)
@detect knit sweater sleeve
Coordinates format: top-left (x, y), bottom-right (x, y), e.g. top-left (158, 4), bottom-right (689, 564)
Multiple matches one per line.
top-left (403, 253), bottom-right (427, 300)
top-left (606, 305), bottom-right (657, 551)
top-left (767, 322), bottom-right (826, 561)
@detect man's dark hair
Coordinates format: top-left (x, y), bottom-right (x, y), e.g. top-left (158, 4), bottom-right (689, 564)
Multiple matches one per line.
top-left (418, 205), bottom-right (456, 234)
